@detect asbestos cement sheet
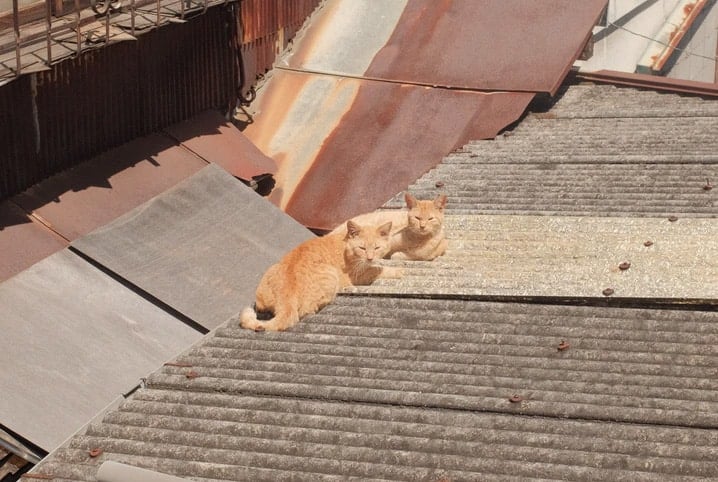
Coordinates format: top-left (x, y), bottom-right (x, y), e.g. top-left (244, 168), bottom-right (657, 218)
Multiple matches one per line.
top-left (0, 249), bottom-right (202, 452)
top-left (350, 215), bottom-right (718, 302)
top-left (71, 163), bottom-right (314, 330)
top-left (243, 70), bottom-right (533, 230)
top-left (284, 0), bottom-right (607, 95)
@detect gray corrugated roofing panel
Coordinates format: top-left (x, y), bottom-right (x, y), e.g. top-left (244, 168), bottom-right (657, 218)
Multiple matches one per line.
top-left (31, 296), bottom-right (718, 480)
top-left (350, 215), bottom-right (718, 300)
top-left (386, 83), bottom-right (718, 218)
top-left (0, 249), bottom-right (202, 452)
top-left (146, 296), bottom-right (718, 428)
top-left (71, 163), bottom-right (314, 331)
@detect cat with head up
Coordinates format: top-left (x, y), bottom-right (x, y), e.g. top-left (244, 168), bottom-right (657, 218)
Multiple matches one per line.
top-left (240, 220), bottom-right (401, 332)
top-left (331, 192), bottom-right (448, 261)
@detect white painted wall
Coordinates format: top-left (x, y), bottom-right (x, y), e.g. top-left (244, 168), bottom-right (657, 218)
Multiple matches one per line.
top-left (578, 0), bottom-right (717, 83)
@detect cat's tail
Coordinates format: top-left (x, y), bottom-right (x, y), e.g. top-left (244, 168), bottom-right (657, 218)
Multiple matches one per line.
top-left (239, 304), bottom-right (299, 332)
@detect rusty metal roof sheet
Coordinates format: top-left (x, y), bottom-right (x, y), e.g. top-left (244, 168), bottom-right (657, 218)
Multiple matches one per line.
top-left (163, 110), bottom-right (277, 180)
top-left (243, 0), bottom-right (607, 229)
top-left (31, 296), bottom-right (718, 480)
top-left (285, 0), bottom-right (608, 95)
top-left (72, 164), bottom-right (313, 331)
top-left (0, 200), bottom-right (67, 282)
top-left (245, 70), bottom-right (533, 229)
top-left (12, 133), bottom-right (206, 241)
top-left (0, 249), bottom-right (202, 452)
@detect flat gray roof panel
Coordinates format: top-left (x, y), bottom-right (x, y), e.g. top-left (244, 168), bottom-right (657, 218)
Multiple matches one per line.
top-left (71, 164), bottom-right (314, 330)
top-left (0, 250), bottom-right (202, 452)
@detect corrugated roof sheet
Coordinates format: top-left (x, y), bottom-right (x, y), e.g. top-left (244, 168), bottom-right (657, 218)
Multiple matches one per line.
top-left (25, 17), bottom-right (718, 482)
top-left (30, 295), bottom-right (718, 480)
top-left (243, 0), bottom-right (607, 229)
top-left (351, 214), bottom-right (718, 300)
top-left (386, 83), bottom-right (718, 218)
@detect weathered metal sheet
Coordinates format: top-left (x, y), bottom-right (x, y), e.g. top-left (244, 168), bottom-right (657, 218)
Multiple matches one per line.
top-left (71, 164), bottom-right (314, 330)
top-left (0, 249), bottom-right (202, 452)
top-left (284, 0), bottom-right (608, 95)
top-left (12, 133), bottom-right (207, 241)
top-left (164, 110), bottom-right (276, 180)
top-left (0, 200), bottom-right (67, 282)
top-left (243, 70), bottom-right (533, 229)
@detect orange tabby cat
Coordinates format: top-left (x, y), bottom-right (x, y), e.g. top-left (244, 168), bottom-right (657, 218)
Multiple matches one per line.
top-left (240, 220), bottom-right (400, 332)
top-left (331, 193), bottom-right (448, 261)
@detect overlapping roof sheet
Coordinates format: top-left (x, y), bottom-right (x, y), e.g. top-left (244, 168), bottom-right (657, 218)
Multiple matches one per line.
top-left (0, 249), bottom-right (202, 452)
top-left (72, 164), bottom-right (313, 331)
top-left (243, 0), bottom-right (608, 230)
top-left (29, 79), bottom-right (718, 480)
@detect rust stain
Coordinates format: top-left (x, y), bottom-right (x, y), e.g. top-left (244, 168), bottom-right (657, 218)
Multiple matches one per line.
top-left (282, 79), bottom-right (532, 229)
top-left (364, 0), bottom-right (608, 95)
top-left (652, 1), bottom-right (706, 71)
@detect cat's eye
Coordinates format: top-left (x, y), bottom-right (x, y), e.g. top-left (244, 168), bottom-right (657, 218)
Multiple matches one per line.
top-left (428, 217), bottom-right (435, 221)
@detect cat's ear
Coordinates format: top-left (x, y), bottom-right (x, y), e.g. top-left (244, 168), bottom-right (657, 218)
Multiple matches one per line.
top-left (434, 194), bottom-right (448, 211)
top-left (346, 220), bottom-right (361, 238)
top-left (377, 221), bottom-right (392, 237)
top-left (404, 192), bottom-right (418, 209)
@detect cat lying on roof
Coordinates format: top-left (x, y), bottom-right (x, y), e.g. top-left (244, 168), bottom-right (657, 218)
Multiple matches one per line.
top-left (240, 220), bottom-right (401, 332)
top-left (331, 192), bottom-right (448, 261)
top-left (239, 192), bottom-right (447, 332)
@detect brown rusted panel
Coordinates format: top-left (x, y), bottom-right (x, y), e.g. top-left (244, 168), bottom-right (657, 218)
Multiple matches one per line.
top-left (287, 0), bottom-right (607, 96)
top-left (164, 109), bottom-right (276, 179)
top-left (578, 69), bottom-right (718, 98)
top-left (0, 201), bottom-right (67, 282)
top-left (249, 71), bottom-right (532, 230)
top-left (367, 0), bottom-right (607, 95)
top-left (12, 133), bottom-right (206, 240)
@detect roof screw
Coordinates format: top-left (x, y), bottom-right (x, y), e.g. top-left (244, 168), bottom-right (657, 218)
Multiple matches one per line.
top-left (618, 261), bottom-right (631, 271)
top-left (88, 448), bottom-right (103, 458)
top-left (435, 181), bottom-right (445, 188)
top-left (668, 216), bottom-right (678, 222)
top-left (508, 394), bottom-right (524, 403)
top-left (469, 153), bottom-right (479, 158)
top-left (557, 340), bottom-right (570, 351)
top-left (703, 179), bottom-right (713, 191)
top-left (643, 240), bottom-right (654, 247)
top-left (185, 370), bottom-right (200, 379)
top-left (602, 288), bottom-right (615, 297)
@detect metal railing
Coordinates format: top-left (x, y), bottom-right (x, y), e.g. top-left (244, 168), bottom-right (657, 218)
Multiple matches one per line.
top-left (1, 0), bottom-right (212, 78)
